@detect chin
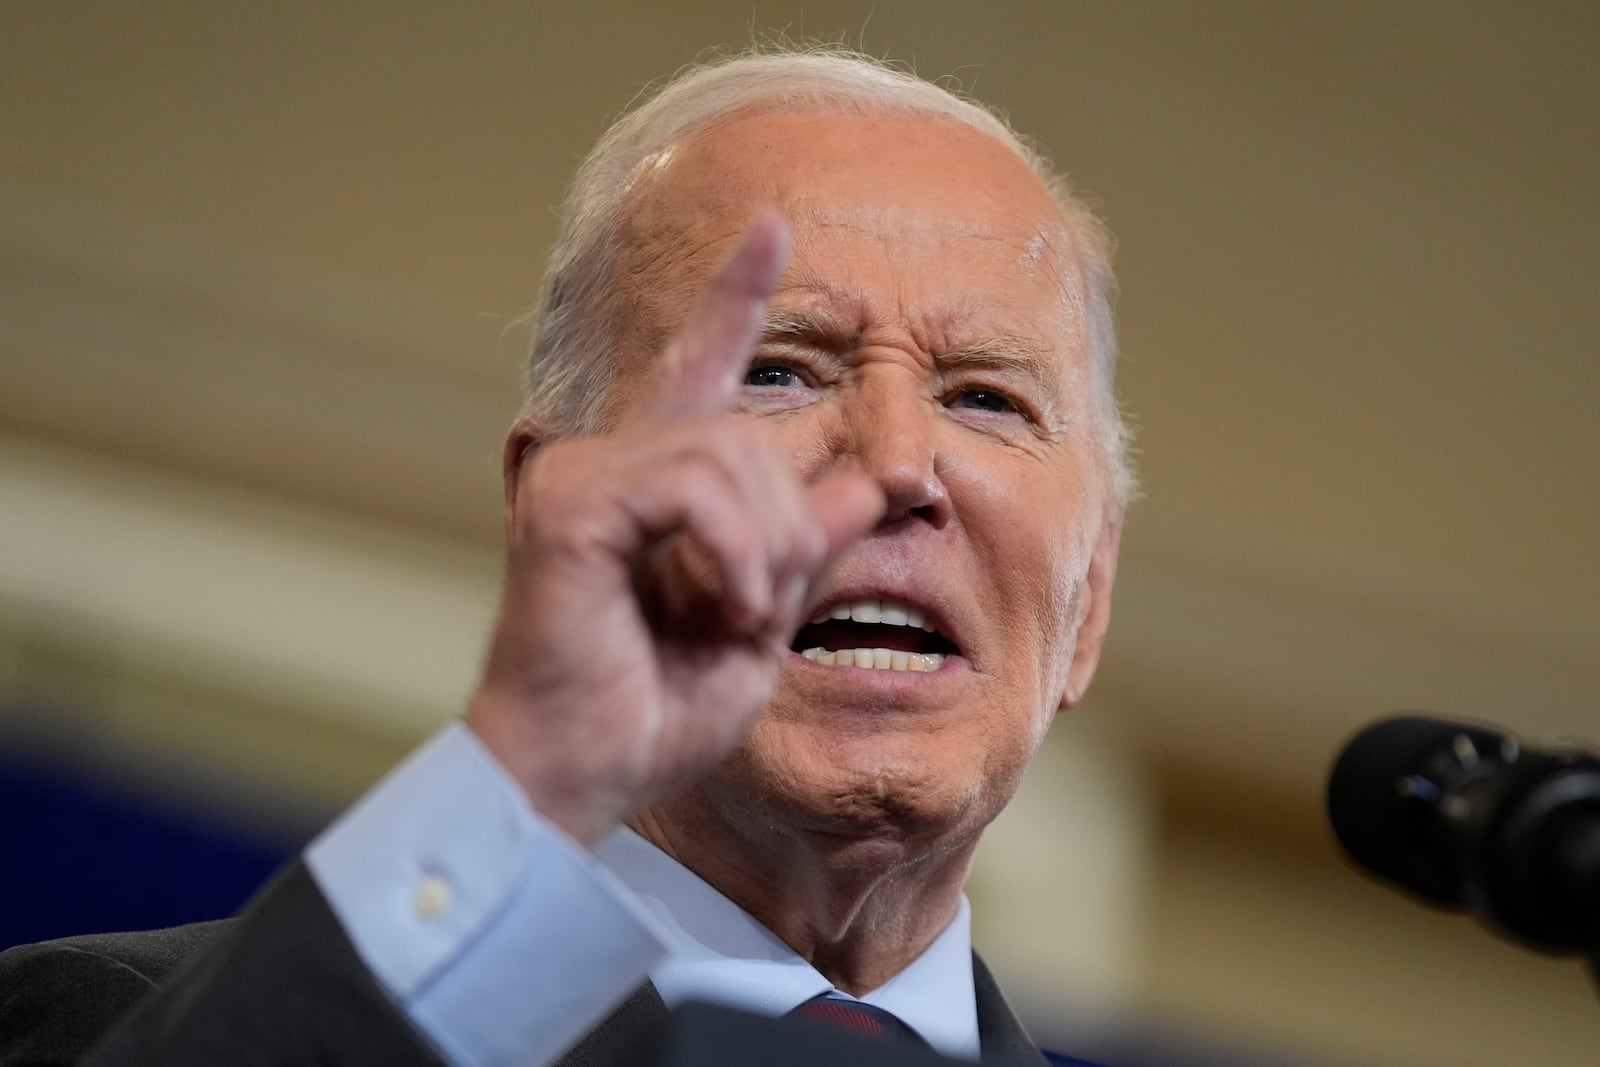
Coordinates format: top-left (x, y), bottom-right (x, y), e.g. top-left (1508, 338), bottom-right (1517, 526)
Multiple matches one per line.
top-left (725, 726), bottom-right (993, 848)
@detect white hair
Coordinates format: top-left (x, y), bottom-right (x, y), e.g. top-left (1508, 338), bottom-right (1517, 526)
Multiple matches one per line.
top-left (523, 44), bottom-right (1135, 510)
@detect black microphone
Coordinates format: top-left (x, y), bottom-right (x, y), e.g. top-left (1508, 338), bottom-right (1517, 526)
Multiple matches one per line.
top-left (1327, 714), bottom-right (1600, 954)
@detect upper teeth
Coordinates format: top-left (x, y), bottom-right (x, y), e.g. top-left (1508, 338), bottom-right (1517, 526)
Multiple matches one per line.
top-left (811, 597), bottom-right (935, 631)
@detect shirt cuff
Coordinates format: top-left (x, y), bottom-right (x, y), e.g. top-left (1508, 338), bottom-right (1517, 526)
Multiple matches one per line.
top-left (306, 721), bottom-right (668, 1067)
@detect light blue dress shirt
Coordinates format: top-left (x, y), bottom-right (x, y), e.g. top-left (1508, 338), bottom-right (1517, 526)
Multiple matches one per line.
top-left (597, 825), bottom-right (979, 1058)
top-left (306, 721), bottom-right (980, 1066)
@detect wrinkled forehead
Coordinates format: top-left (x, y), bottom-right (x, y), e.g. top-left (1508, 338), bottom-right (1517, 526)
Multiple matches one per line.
top-left (785, 198), bottom-right (1084, 314)
top-left (616, 106), bottom-right (1088, 339)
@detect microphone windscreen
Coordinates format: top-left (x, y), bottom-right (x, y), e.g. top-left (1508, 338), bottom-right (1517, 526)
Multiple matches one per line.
top-left (1326, 715), bottom-right (1503, 901)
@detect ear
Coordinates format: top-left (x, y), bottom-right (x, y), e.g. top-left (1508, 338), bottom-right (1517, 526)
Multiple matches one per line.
top-left (501, 417), bottom-right (544, 539)
top-left (1060, 513), bottom-right (1123, 709)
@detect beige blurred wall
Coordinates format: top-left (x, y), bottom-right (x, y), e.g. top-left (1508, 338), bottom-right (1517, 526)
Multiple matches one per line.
top-left (3, 4), bottom-right (1598, 1064)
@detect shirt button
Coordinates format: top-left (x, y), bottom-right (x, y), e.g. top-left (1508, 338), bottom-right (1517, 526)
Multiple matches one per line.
top-left (413, 873), bottom-right (453, 920)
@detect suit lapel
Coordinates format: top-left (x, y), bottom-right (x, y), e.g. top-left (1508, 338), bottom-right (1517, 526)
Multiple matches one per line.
top-left (973, 952), bottom-right (1048, 1065)
top-left (554, 981), bottom-right (670, 1067)
top-left (554, 955), bottom-right (1044, 1066)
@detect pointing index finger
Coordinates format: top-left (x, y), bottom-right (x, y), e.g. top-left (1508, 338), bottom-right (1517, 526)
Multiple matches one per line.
top-left (632, 208), bottom-right (790, 425)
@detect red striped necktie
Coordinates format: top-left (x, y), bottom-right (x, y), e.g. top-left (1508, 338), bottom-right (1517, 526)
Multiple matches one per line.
top-left (787, 991), bottom-right (930, 1047)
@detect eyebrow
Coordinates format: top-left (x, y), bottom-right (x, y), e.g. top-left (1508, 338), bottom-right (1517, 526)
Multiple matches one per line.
top-left (760, 306), bottom-right (851, 345)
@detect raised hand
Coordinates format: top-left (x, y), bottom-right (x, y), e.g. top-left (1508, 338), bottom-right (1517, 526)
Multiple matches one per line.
top-left (466, 211), bottom-right (885, 846)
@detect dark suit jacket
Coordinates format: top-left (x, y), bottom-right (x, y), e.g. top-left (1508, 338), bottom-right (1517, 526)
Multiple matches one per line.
top-left (0, 862), bottom-right (1048, 1066)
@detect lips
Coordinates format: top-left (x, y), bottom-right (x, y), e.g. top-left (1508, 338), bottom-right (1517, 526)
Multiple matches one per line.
top-left (790, 594), bottom-right (961, 672)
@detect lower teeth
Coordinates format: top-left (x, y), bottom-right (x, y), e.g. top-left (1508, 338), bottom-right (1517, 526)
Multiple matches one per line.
top-left (798, 647), bottom-right (945, 672)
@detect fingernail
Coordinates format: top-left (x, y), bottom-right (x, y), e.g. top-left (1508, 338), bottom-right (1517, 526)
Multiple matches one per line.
top-left (745, 573), bottom-right (774, 627)
top-left (780, 575), bottom-right (806, 620)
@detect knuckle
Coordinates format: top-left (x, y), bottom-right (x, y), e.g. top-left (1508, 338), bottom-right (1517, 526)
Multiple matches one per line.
top-left (521, 452), bottom-right (581, 510)
top-left (513, 441), bottom-right (616, 544)
top-left (697, 418), bottom-right (754, 460)
top-left (792, 518), bottom-right (827, 568)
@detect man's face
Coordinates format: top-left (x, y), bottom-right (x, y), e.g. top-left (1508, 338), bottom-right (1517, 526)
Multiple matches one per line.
top-left (614, 108), bottom-right (1119, 855)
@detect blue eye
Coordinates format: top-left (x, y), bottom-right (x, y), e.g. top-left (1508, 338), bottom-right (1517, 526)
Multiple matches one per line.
top-left (745, 365), bottom-right (800, 388)
top-left (951, 388), bottom-right (1016, 414)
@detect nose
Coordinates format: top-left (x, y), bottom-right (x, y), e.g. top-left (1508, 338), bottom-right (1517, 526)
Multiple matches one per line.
top-left (842, 374), bottom-right (950, 528)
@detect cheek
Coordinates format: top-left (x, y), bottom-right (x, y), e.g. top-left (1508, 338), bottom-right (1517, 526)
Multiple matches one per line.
top-left (955, 456), bottom-right (1095, 685)
top-left (1003, 529), bottom-right (1087, 708)
top-left (1040, 514), bottom-right (1093, 623)
top-left (960, 455), bottom-right (1091, 602)
top-left (766, 407), bottom-right (841, 478)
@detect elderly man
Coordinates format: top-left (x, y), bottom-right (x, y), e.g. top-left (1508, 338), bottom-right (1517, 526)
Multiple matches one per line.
top-left (0, 46), bottom-right (1128, 1066)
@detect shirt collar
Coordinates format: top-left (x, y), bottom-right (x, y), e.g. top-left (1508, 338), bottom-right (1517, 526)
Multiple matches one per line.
top-left (595, 826), bottom-right (980, 1060)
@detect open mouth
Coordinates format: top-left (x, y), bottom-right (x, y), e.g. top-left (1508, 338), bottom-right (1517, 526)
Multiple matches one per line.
top-left (789, 596), bottom-right (960, 672)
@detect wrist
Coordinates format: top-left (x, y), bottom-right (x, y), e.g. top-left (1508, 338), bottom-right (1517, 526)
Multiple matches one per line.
top-left (464, 691), bottom-right (631, 849)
